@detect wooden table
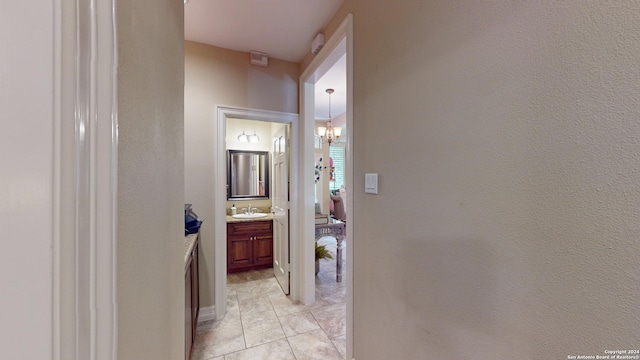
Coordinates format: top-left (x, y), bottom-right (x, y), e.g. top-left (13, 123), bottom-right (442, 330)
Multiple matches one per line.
top-left (315, 218), bottom-right (346, 282)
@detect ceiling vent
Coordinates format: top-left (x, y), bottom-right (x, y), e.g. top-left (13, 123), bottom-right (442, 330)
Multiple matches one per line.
top-left (311, 33), bottom-right (325, 55)
top-left (250, 51), bottom-right (269, 67)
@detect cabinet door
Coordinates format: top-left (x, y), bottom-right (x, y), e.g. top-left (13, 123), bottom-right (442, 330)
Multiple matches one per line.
top-left (185, 266), bottom-right (192, 360)
top-left (253, 233), bottom-right (273, 266)
top-left (191, 242), bottom-right (199, 332)
top-left (228, 236), bottom-right (253, 271)
top-left (227, 221), bottom-right (273, 272)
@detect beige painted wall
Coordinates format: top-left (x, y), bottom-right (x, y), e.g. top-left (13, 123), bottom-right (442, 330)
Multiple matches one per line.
top-left (307, 2), bottom-right (640, 359)
top-left (117, 0), bottom-right (184, 359)
top-left (185, 41), bottom-right (299, 307)
top-left (0, 1), bottom-right (55, 358)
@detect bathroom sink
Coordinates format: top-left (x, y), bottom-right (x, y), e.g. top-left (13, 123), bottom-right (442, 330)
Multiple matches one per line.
top-left (231, 213), bottom-right (268, 219)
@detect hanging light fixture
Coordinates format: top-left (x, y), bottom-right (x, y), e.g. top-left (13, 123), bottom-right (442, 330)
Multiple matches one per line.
top-left (317, 88), bottom-right (342, 146)
top-left (238, 130), bottom-right (260, 143)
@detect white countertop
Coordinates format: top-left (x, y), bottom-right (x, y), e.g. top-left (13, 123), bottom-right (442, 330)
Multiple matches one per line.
top-left (226, 213), bottom-right (275, 223)
top-left (184, 233), bottom-right (198, 265)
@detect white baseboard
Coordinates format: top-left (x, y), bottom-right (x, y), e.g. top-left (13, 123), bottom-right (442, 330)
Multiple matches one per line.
top-left (197, 306), bottom-right (216, 322)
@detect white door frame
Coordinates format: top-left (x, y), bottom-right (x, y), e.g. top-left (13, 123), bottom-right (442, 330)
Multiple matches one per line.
top-left (214, 106), bottom-right (298, 318)
top-left (299, 13), bottom-right (354, 360)
top-left (53, 0), bottom-right (118, 359)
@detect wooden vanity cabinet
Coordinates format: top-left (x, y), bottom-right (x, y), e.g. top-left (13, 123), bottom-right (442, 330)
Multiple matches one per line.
top-left (185, 234), bottom-right (200, 360)
top-left (227, 220), bottom-right (273, 273)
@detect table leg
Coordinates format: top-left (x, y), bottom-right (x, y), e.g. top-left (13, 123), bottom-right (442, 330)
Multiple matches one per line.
top-left (336, 236), bottom-right (343, 282)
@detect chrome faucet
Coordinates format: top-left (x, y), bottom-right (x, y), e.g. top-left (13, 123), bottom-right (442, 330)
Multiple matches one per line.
top-left (247, 203), bottom-right (253, 214)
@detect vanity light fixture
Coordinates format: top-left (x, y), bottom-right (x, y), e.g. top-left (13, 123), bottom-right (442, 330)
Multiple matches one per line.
top-left (237, 130), bottom-right (260, 143)
top-left (317, 88), bottom-right (342, 146)
top-left (238, 130), bottom-right (249, 142)
top-left (249, 131), bottom-right (260, 143)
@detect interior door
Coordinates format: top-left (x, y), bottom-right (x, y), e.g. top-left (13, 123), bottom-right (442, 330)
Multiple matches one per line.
top-left (272, 124), bottom-right (290, 294)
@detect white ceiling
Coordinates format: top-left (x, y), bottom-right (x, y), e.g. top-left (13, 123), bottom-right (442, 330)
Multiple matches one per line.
top-left (314, 53), bottom-right (346, 125)
top-left (184, 0), bottom-right (344, 63)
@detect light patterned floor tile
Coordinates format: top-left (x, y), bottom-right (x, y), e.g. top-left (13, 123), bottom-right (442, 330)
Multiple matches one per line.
top-left (193, 318), bottom-right (245, 357)
top-left (190, 348), bottom-right (210, 360)
top-left (278, 310), bottom-right (320, 337)
top-left (288, 329), bottom-right (343, 360)
top-left (228, 268), bottom-right (275, 284)
top-left (240, 309), bottom-right (286, 348)
top-left (203, 255), bottom-right (348, 360)
top-left (311, 303), bottom-right (346, 338)
top-left (236, 278), bottom-right (283, 301)
top-left (315, 268), bottom-right (338, 284)
top-left (331, 334), bottom-right (347, 359)
top-left (197, 298), bottom-right (239, 333)
top-left (238, 296), bottom-right (274, 316)
top-left (192, 353), bottom-right (224, 360)
top-left (225, 294), bottom-right (241, 318)
top-left (269, 293), bottom-right (328, 317)
top-left (315, 284), bottom-right (346, 305)
top-left (224, 339), bottom-right (296, 360)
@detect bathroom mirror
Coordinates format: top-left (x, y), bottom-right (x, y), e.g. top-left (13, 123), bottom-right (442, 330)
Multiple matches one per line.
top-left (227, 150), bottom-right (269, 200)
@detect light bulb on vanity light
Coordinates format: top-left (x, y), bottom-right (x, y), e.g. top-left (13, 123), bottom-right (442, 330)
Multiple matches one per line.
top-left (249, 131), bottom-right (260, 143)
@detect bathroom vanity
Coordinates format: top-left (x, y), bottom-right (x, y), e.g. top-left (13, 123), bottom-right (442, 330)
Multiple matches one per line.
top-left (227, 216), bottom-right (274, 273)
top-left (226, 148), bottom-right (274, 273)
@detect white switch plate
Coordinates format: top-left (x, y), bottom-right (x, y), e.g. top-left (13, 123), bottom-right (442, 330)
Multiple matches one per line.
top-left (365, 173), bottom-right (378, 194)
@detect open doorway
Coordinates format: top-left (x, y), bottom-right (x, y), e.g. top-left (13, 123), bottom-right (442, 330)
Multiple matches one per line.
top-left (206, 13), bottom-right (353, 358)
top-left (213, 107), bottom-right (298, 319)
top-left (299, 14), bottom-right (354, 360)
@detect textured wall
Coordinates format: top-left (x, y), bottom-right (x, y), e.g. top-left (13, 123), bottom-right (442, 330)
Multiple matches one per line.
top-left (117, 0), bottom-right (185, 358)
top-left (311, 2), bottom-right (640, 359)
top-left (185, 42), bottom-right (299, 307)
top-left (0, 1), bottom-right (54, 358)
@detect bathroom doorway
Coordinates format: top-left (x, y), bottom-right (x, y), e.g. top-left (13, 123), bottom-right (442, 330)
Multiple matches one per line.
top-left (213, 107), bottom-right (298, 318)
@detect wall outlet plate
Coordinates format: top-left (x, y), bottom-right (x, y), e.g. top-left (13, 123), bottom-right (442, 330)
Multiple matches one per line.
top-left (365, 173), bottom-right (378, 194)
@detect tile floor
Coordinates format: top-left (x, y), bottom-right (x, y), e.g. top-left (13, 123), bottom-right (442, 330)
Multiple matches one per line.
top-left (192, 237), bottom-right (347, 360)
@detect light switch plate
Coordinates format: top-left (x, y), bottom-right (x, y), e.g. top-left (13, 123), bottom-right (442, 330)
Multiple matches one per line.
top-left (365, 173), bottom-right (379, 194)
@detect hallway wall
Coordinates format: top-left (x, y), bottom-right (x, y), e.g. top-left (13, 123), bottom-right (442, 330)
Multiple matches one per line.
top-left (0, 1), bottom-right (56, 358)
top-left (117, 0), bottom-right (185, 358)
top-left (307, 2), bottom-right (640, 359)
top-left (184, 41), bottom-right (299, 308)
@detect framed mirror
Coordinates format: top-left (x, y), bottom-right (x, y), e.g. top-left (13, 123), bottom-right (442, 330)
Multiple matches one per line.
top-left (227, 150), bottom-right (269, 200)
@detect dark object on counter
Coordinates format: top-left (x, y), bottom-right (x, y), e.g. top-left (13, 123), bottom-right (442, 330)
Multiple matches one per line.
top-left (185, 204), bottom-right (203, 235)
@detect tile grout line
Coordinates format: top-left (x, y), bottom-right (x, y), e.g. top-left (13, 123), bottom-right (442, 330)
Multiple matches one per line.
top-left (232, 291), bottom-right (248, 358)
top-left (212, 267), bottom-right (345, 360)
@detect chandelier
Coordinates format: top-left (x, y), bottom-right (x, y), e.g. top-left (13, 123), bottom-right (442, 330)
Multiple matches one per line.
top-left (318, 88), bottom-right (342, 146)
